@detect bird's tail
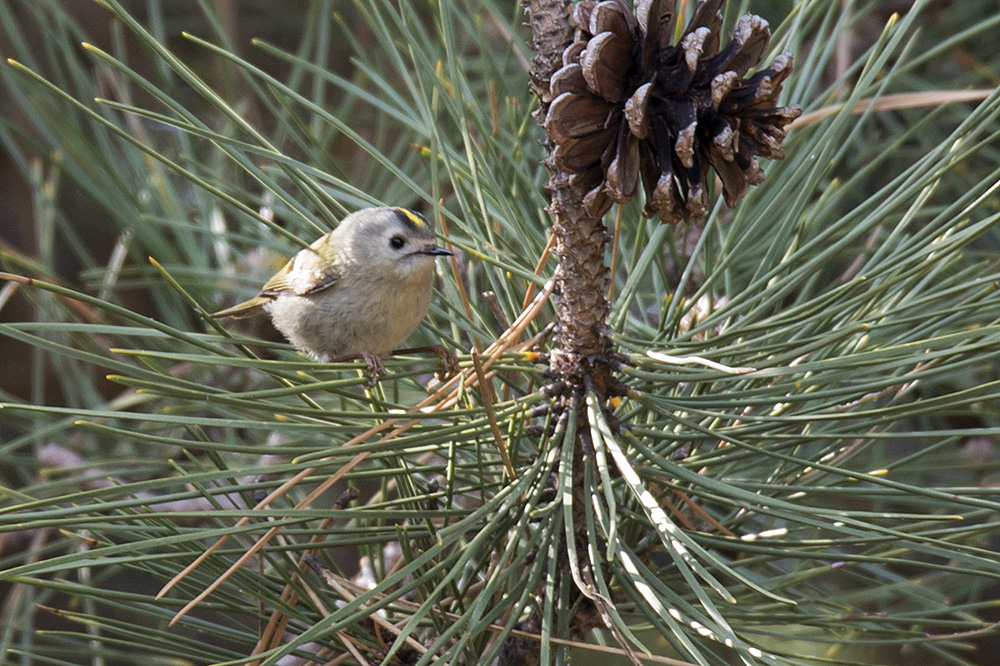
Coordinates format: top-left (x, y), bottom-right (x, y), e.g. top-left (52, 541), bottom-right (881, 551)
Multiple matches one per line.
top-left (212, 295), bottom-right (271, 319)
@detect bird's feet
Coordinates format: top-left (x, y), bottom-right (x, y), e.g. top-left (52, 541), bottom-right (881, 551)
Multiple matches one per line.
top-left (429, 345), bottom-right (460, 382)
top-left (388, 345), bottom-right (459, 382)
top-left (358, 351), bottom-right (385, 388)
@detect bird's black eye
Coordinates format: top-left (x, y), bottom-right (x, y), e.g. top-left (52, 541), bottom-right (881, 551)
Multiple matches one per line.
top-left (390, 236), bottom-right (406, 249)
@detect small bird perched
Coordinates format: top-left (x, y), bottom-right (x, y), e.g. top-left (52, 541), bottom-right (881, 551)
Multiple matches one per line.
top-left (213, 207), bottom-right (453, 384)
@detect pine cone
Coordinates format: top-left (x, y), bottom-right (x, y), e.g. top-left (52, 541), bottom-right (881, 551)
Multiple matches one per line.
top-left (544, 0), bottom-right (802, 224)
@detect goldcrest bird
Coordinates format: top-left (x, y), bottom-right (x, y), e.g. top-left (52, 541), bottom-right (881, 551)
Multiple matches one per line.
top-left (213, 207), bottom-right (453, 382)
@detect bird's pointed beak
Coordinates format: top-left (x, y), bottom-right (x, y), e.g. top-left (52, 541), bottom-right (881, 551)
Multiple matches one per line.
top-left (422, 244), bottom-right (453, 257)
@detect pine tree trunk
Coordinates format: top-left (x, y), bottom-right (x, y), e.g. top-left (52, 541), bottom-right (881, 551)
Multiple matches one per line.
top-left (525, 0), bottom-right (616, 398)
top-left (499, 2), bottom-right (618, 665)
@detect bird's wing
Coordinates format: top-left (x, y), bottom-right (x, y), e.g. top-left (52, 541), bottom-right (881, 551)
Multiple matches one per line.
top-left (260, 245), bottom-right (341, 296)
top-left (213, 239), bottom-right (341, 319)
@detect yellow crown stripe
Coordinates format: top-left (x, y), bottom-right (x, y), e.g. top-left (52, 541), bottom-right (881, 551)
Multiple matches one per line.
top-left (399, 208), bottom-right (426, 229)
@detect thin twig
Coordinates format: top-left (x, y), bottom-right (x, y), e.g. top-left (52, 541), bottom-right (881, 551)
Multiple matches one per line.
top-left (521, 232), bottom-right (556, 311)
top-left (789, 89), bottom-right (996, 130)
top-left (472, 347), bottom-right (516, 480)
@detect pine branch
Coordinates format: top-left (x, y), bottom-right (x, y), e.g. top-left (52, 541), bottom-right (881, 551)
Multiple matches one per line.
top-left (526, 0), bottom-right (617, 395)
top-left (524, 0), bottom-right (622, 662)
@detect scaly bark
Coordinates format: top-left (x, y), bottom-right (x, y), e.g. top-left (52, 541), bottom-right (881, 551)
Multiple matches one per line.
top-left (526, 0), bottom-right (616, 398)
top-left (495, 3), bottom-right (618, 666)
